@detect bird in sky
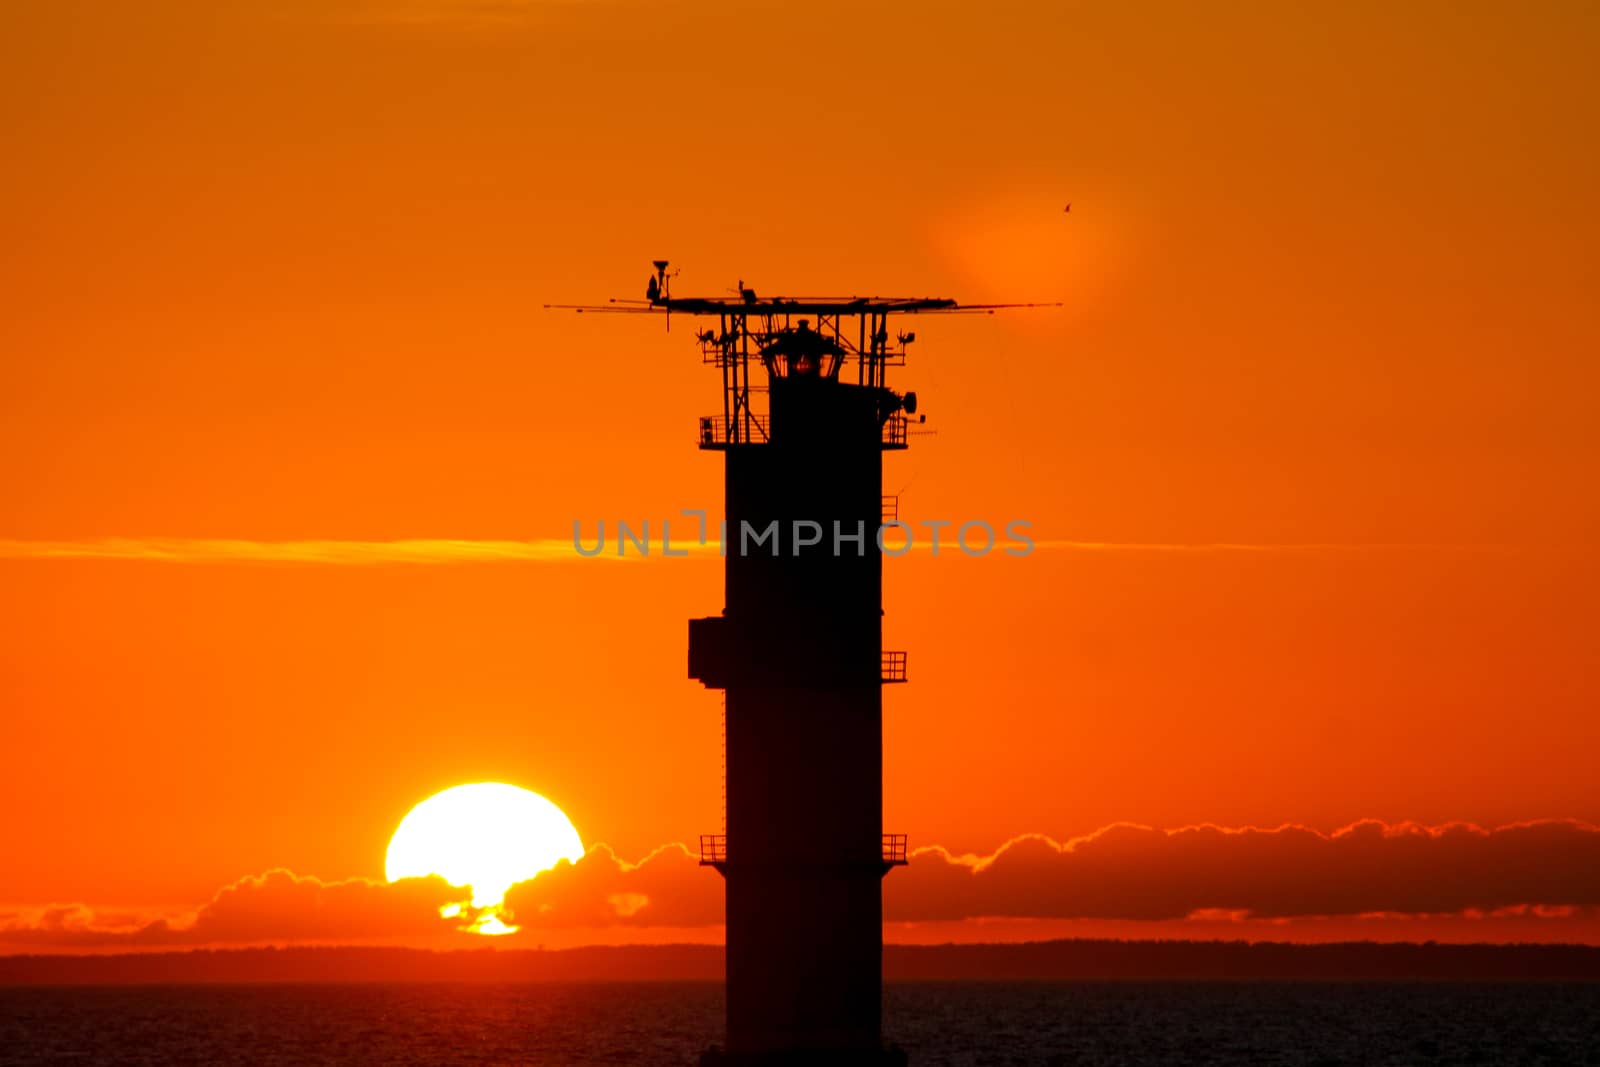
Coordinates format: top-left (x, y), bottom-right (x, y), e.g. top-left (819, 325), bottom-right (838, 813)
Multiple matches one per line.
top-left (1064, 203), bottom-right (1072, 213)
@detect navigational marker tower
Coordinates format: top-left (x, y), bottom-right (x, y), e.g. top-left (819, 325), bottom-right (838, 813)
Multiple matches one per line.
top-left (554, 263), bottom-right (1051, 1065)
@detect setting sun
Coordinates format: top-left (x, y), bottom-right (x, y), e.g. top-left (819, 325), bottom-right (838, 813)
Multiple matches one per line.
top-left (385, 783), bottom-right (584, 933)
top-left (6, 1), bottom-right (1600, 1062)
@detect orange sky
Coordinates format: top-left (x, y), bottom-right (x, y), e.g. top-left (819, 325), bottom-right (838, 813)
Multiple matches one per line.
top-left (2, 0), bottom-right (1598, 949)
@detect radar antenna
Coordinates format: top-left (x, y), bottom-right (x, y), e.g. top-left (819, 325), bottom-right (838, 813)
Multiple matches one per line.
top-left (547, 261), bottom-right (1061, 445)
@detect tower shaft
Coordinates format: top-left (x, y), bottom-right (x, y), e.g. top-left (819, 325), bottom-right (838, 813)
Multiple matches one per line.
top-left (691, 378), bottom-right (903, 1063)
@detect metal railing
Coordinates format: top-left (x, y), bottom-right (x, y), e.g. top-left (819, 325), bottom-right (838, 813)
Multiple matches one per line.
top-left (883, 834), bottom-right (909, 865)
top-left (881, 651), bottom-right (907, 683)
top-left (699, 834), bottom-right (727, 865)
top-left (698, 414), bottom-right (770, 448)
top-left (700, 833), bottom-right (909, 866)
top-left (699, 414), bottom-right (911, 448)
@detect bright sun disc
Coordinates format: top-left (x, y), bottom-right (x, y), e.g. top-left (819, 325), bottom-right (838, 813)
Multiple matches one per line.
top-left (385, 783), bottom-right (584, 932)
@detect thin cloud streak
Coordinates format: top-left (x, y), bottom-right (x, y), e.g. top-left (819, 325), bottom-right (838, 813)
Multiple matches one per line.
top-left (1029, 540), bottom-right (1511, 554)
top-left (0, 538), bottom-right (590, 565)
top-left (0, 537), bottom-right (1510, 566)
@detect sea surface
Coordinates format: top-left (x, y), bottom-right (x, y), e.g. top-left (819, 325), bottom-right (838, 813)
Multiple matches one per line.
top-left (3, 981), bottom-right (1598, 1066)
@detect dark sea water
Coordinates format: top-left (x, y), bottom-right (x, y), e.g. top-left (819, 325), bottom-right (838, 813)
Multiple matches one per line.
top-left (4, 982), bottom-right (1598, 1066)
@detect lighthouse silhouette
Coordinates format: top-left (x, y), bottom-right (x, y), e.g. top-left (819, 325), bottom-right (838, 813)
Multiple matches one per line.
top-left (553, 264), bottom-right (1046, 1064)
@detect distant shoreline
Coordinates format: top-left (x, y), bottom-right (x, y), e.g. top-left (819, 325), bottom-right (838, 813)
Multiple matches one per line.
top-left (4, 939), bottom-right (1599, 985)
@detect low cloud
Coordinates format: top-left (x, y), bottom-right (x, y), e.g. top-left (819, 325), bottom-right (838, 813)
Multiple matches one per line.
top-left (7, 821), bottom-right (1598, 951)
top-left (1, 870), bottom-right (472, 949)
top-left (509, 820), bottom-right (1600, 926)
top-left (510, 820), bottom-right (1600, 928)
top-left (891, 819), bottom-right (1600, 921)
top-left (501, 843), bottom-right (717, 928)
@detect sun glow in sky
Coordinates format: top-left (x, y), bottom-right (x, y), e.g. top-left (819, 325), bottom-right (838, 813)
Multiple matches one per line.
top-left (386, 783), bottom-right (584, 933)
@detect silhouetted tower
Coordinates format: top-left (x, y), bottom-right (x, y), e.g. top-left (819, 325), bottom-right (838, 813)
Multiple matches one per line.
top-left (554, 264), bottom-right (1047, 1065)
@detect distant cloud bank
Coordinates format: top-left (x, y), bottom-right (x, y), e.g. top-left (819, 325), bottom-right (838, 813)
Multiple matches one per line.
top-left (894, 819), bottom-right (1600, 921)
top-left (6, 819), bottom-right (1599, 951)
top-left (0, 871), bottom-right (473, 949)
